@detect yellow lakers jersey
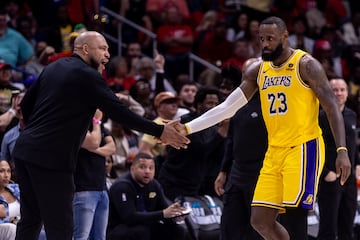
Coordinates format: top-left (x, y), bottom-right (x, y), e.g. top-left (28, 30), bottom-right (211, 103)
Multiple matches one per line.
top-left (257, 49), bottom-right (322, 147)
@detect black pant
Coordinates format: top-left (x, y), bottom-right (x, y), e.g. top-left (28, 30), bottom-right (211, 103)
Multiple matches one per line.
top-left (15, 159), bottom-right (74, 240)
top-left (317, 177), bottom-right (357, 240)
top-left (107, 222), bottom-right (187, 240)
top-left (278, 207), bottom-right (308, 240)
top-left (220, 183), bottom-right (263, 240)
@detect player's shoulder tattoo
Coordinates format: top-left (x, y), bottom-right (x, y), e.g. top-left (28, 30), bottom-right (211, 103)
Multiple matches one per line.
top-left (300, 54), bottom-right (323, 80)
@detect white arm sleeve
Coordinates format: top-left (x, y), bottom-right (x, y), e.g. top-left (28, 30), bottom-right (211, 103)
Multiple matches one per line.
top-left (185, 87), bottom-right (248, 134)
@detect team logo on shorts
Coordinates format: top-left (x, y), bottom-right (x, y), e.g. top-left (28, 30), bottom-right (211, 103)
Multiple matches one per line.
top-left (303, 194), bottom-right (313, 205)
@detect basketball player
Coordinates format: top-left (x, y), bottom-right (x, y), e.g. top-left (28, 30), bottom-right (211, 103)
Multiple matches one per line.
top-left (176, 16), bottom-right (351, 240)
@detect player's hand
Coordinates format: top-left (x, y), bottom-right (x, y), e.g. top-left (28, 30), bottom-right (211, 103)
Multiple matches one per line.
top-left (161, 119), bottom-right (190, 149)
top-left (173, 121), bottom-right (188, 136)
top-left (335, 150), bottom-right (351, 185)
top-left (214, 171), bottom-right (227, 196)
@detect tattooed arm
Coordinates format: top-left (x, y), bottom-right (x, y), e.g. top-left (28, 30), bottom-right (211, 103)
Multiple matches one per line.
top-left (300, 54), bottom-right (351, 185)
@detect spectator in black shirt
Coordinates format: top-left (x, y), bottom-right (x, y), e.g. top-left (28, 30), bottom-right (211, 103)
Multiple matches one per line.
top-left (158, 87), bottom-right (228, 201)
top-left (73, 109), bottom-right (116, 240)
top-left (107, 152), bottom-right (187, 240)
top-left (214, 61), bottom-right (267, 240)
top-left (317, 78), bottom-right (359, 239)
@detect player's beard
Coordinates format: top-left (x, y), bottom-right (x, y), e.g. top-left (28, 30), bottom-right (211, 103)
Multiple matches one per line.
top-left (262, 43), bottom-right (283, 61)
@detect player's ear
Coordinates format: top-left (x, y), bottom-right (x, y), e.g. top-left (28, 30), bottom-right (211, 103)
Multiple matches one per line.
top-left (281, 30), bottom-right (289, 45)
top-left (283, 30), bottom-right (289, 40)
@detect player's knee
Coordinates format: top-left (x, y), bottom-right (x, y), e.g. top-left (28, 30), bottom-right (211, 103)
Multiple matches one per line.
top-left (250, 212), bottom-right (265, 232)
top-left (250, 207), bottom-right (275, 235)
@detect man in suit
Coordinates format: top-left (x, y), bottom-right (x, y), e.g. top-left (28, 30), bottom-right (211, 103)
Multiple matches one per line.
top-left (12, 31), bottom-right (189, 240)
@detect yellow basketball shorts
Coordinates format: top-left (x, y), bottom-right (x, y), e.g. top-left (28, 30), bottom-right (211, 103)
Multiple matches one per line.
top-left (252, 137), bottom-right (324, 213)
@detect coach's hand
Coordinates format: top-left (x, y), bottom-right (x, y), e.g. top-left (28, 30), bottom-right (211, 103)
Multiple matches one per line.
top-left (161, 119), bottom-right (190, 149)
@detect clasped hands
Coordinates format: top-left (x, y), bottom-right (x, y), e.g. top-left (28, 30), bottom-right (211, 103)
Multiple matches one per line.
top-left (159, 119), bottom-right (189, 149)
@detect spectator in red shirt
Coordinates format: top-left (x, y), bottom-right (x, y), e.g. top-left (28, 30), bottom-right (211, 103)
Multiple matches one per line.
top-left (198, 19), bottom-right (233, 66)
top-left (146, 0), bottom-right (190, 29)
top-left (105, 56), bottom-right (136, 93)
top-left (224, 38), bottom-right (251, 70)
top-left (156, 4), bottom-right (194, 82)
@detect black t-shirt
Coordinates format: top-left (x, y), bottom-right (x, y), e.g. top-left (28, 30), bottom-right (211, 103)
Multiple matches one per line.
top-left (222, 92), bottom-right (268, 187)
top-left (319, 107), bottom-right (358, 178)
top-left (158, 112), bottom-right (225, 196)
top-left (74, 125), bottom-right (110, 192)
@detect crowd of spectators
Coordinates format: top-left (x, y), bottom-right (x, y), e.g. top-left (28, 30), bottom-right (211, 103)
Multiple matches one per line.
top-left (2, 0), bottom-right (360, 239)
top-left (1, 0), bottom-right (360, 95)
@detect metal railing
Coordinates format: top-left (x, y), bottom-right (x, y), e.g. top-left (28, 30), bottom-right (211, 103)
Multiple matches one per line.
top-left (188, 53), bottom-right (221, 81)
top-left (100, 6), bottom-right (157, 57)
top-left (99, 6), bottom-right (221, 81)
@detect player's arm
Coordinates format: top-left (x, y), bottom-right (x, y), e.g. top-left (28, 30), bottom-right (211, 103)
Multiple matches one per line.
top-left (183, 62), bottom-right (260, 134)
top-left (300, 55), bottom-right (351, 185)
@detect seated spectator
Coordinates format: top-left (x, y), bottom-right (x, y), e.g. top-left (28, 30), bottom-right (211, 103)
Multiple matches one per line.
top-left (125, 42), bottom-right (144, 77)
top-left (103, 92), bottom-right (145, 176)
top-left (105, 156), bottom-right (117, 191)
top-left (176, 80), bottom-right (198, 114)
top-left (16, 15), bottom-right (38, 48)
top-left (134, 55), bottom-right (176, 98)
top-left (156, 4), bottom-right (194, 82)
top-left (47, 31), bottom-right (79, 64)
top-left (0, 9), bottom-right (34, 68)
top-left (130, 79), bottom-right (157, 120)
top-left (224, 38), bottom-right (251, 71)
top-left (105, 56), bottom-right (137, 93)
top-left (138, 92), bottom-right (180, 172)
top-left (0, 91), bottom-right (24, 181)
top-left (244, 18), bottom-right (261, 58)
top-left (0, 160), bottom-right (20, 237)
top-left (198, 19), bottom-right (233, 64)
top-left (4, 0), bottom-right (33, 29)
top-left (305, 0), bottom-right (326, 38)
top-left (107, 152), bottom-right (187, 240)
top-left (146, 0), bottom-right (190, 29)
top-left (198, 19), bottom-right (233, 87)
top-left (25, 41), bottom-right (56, 76)
top-left (46, 4), bottom-right (74, 54)
top-left (226, 11), bottom-right (249, 42)
top-left (0, 63), bottom-right (22, 143)
top-left (193, 10), bottom-right (218, 52)
top-left (0, 138), bottom-right (77, 240)
top-left (313, 39), bottom-right (343, 78)
top-left (341, 11), bottom-right (360, 46)
top-left (288, 15), bottom-right (315, 54)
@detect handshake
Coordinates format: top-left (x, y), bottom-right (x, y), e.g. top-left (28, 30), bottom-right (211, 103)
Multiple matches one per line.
top-left (159, 119), bottom-right (190, 149)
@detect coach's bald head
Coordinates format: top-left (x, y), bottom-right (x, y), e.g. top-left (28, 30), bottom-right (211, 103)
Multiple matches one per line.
top-left (73, 31), bottom-right (110, 71)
